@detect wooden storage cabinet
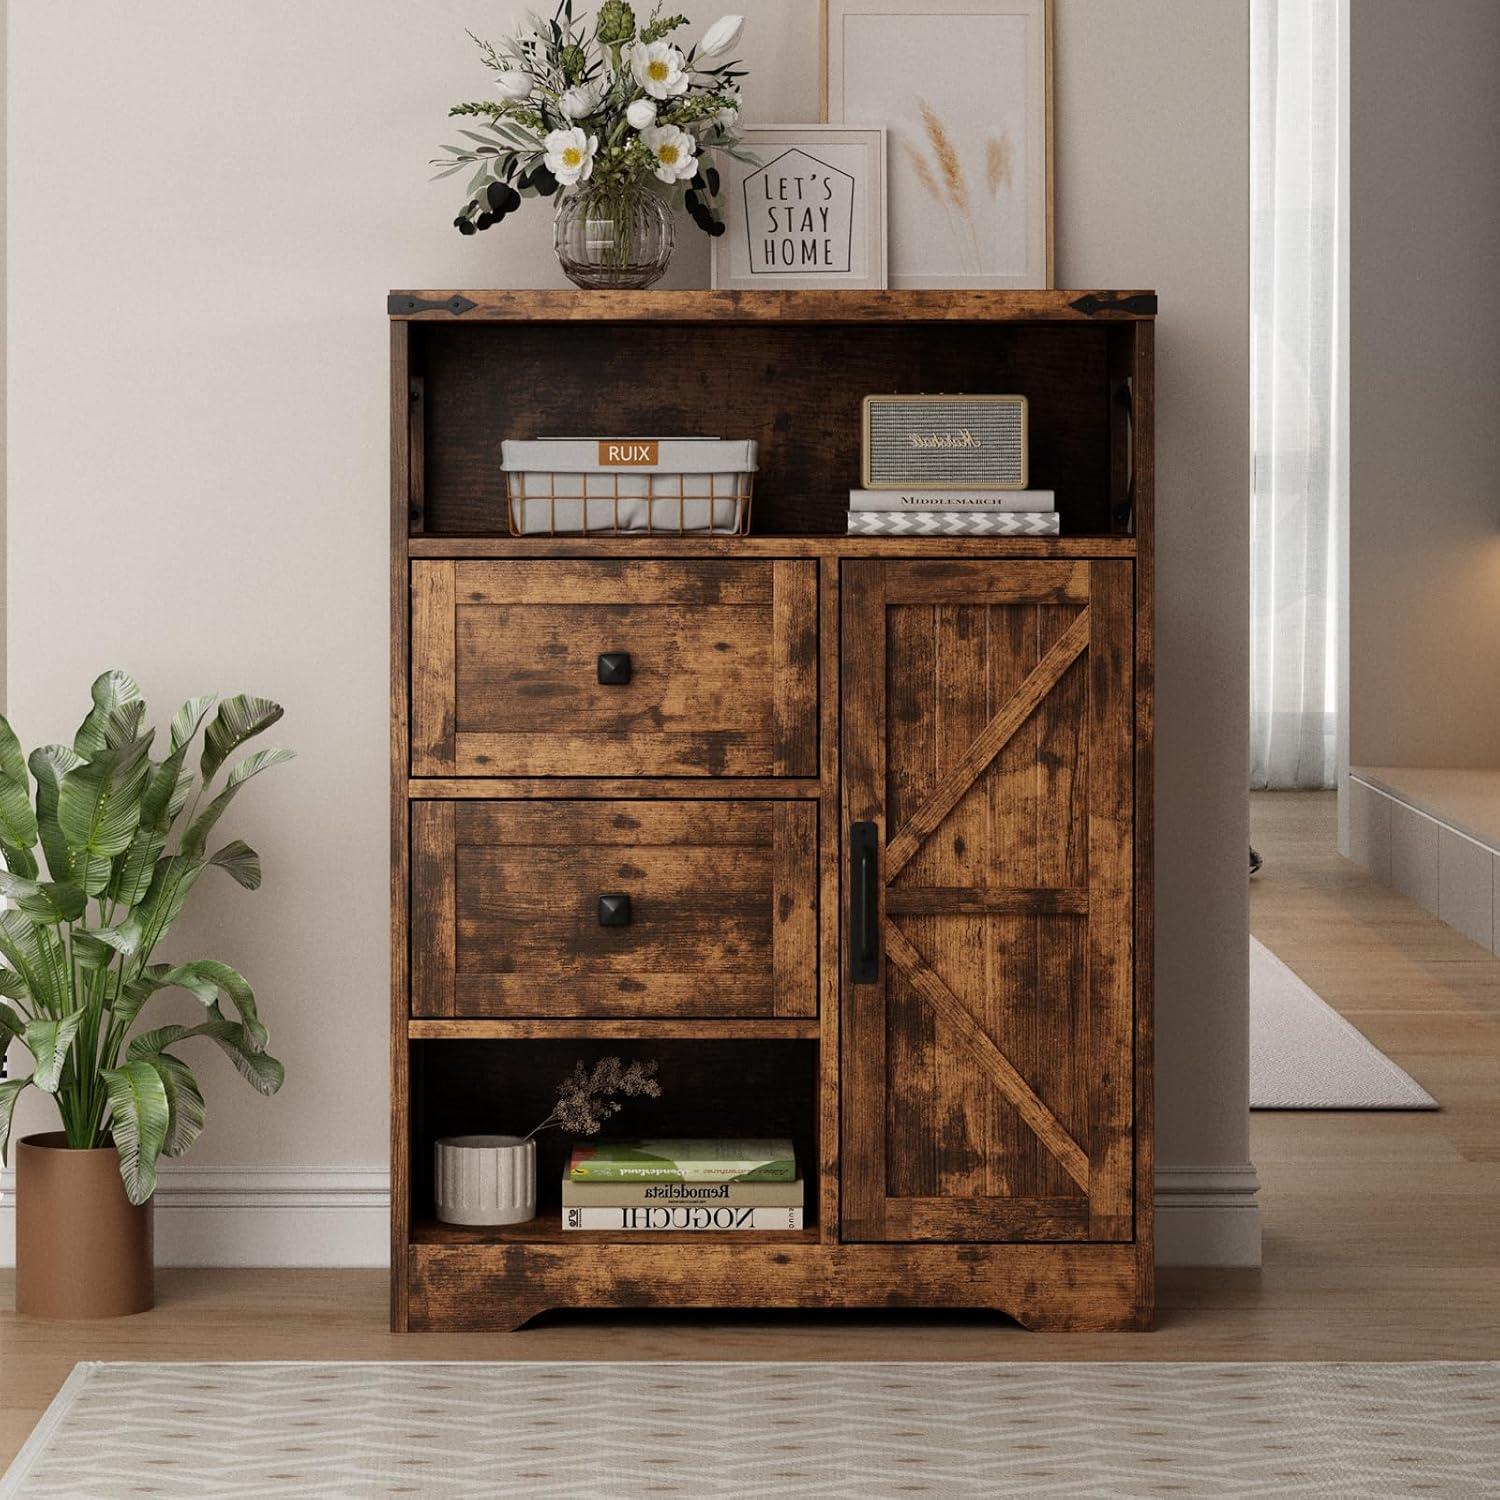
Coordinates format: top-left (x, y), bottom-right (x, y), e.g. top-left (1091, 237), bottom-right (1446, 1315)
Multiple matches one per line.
top-left (391, 290), bottom-right (1155, 1333)
top-left (411, 800), bottom-right (817, 1019)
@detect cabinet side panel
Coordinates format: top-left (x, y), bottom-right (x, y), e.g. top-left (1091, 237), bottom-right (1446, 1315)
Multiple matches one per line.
top-left (390, 322), bottom-right (412, 1330)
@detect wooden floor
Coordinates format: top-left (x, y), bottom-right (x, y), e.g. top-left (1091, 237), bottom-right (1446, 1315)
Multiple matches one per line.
top-left (3, 791), bottom-right (1498, 1468)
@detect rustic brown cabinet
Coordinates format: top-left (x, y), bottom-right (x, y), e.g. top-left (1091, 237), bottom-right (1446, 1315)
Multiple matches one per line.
top-left (391, 290), bottom-right (1155, 1332)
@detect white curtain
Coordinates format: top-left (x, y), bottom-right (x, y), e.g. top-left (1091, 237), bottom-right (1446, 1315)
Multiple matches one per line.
top-left (1250, 0), bottom-right (1346, 789)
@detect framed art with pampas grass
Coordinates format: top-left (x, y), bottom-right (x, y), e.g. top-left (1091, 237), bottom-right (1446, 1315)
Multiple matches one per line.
top-left (822, 0), bottom-right (1053, 289)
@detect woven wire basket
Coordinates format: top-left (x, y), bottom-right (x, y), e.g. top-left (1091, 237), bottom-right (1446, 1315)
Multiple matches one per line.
top-left (504, 468), bottom-right (754, 536)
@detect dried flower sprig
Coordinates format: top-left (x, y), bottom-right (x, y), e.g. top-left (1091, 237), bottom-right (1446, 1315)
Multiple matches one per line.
top-left (526, 1056), bottom-right (661, 1139)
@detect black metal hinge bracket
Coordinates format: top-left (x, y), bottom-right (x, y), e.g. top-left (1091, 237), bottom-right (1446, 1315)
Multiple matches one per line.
top-left (1069, 292), bottom-right (1158, 317)
top-left (387, 293), bottom-right (478, 317)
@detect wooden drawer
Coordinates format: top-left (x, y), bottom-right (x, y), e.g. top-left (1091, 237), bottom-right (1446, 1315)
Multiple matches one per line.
top-left (410, 560), bottom-right (818, 777)
top-left (411, 800), bottom-right (818, 1018)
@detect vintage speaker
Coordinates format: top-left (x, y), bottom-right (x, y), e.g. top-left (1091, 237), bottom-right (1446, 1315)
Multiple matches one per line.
top-left (862, 394), bottom-right (1029, 491)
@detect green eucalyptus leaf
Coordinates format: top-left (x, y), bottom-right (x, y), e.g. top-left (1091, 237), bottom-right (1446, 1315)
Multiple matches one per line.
top-left (101, 1059), bottom-right (170, 1205)
top-left (0, 1078), bottom-right (29, 1165)
top-left (207, 840), bottom-right (261, 891)
top-left (151, 1053), bottom-right (206, 1157)
top-left (74, 670), bottom-right (142, 758)
top-left (57, 734), bottom-right (155, 894)
top-left (200, 696), bottom-right (284, 783)
top-left (181, 749), bottom-right (293, 858)
top-left (23, 1008), bottom-right (85, 1093)
top-left (28, 745), bottom-right (82, 883)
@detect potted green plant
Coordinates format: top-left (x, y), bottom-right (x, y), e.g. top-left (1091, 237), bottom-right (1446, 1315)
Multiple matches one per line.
top-left (0, 671), bottom-right (292, 1317)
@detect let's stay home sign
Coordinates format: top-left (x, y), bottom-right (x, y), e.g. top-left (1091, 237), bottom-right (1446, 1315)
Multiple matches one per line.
top-left (740, 148), bottom-right (857, 276)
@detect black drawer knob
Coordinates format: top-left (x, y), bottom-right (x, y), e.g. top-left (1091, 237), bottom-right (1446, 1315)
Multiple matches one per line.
top-left (597, 892), bottom-right (632, 927)
top-left (597, 652), bottom-right (632, 685)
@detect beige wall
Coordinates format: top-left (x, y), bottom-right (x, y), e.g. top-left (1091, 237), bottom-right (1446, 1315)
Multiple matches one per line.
top-left (1348, 0), bottom-right (1500, 771)
top-left (5, 1), bottom-right (1253, 1263)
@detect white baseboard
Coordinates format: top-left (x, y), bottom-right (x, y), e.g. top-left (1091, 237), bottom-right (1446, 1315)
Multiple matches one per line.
top-left (3, 1162), bottom-right (1261, 1270)
top-left (0, 1166), bottom-right (389, 1268)
top-left (1153, 1162), bottom-right (1262, 1268)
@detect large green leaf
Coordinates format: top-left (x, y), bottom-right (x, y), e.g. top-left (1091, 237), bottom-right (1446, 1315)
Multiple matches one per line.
top-left (73, 670), bottom-right (142, 758)
top-left (181, 748), bottom-right (294, 858)
top-left (23, 1008), bottom-right (85, 1093)
top-left (0, 1078), bottom-right (29, 1165)
top-left (207, 840), bottom-right (261, 891)
top-left (69, 931), bottom-right (116, 970)
top-left (125, 854), bottom-right (207, 959)
top-left (101, 1059), bottom-right (170, 1205)
top-left (126, 1017), bottom-right (284, 1097)
top-left (28, 745), bottom-right (82, 883)
top-left (164, 959), bottom-right (267, 1048)
top-left (200, 695), bottom-right (284, 783)
top-left (150, 1053), bottom-right (206, 1158)
top-left (57, 734), bottom-right (155, 894)
top-left (0, 968), bottom-right (29, 1002)
top-left (0, 870), bottom-right (87, 924)
top-left (0, 1000), bottom-right (23, 1042)
top-left (103, 700), bottom-right (147, 750)
top-left (0, 715), bottom-right (40, 874)
top-left (105, 830), bottom-right (166, 910)
top-left (170, 696), bottom-right (216, 754)
top-left (0, 911), bottom-right (68, 1017)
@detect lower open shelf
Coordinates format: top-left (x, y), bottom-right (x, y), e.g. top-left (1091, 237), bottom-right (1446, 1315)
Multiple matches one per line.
top-left (411, 1213), bottom-right (817, 1247)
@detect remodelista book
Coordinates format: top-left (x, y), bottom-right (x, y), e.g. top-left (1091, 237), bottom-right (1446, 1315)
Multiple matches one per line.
top-left (562, 1178), bottom-right (804, 1207)
top-left (849, 488), bottom-right (1055, 511)
top-left (563, 1205), bottom-right (805, 1231)
top-left (567, 1139), bottom-right (796, 1183)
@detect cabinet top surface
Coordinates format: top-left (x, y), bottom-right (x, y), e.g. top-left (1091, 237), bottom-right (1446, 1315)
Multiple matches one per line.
top-left (387, 289), bottom-right (1158, 324)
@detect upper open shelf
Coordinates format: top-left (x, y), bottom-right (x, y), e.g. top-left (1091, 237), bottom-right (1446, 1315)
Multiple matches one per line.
top-left (388, 288), bottom-right (1158, 324)
top-left (391, 289), bottom-right (1154, 539)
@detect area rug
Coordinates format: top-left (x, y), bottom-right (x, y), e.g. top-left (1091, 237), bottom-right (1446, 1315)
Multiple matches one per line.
top-left (1250, 936), bottom-right (1437, 1109)
top-left (4, 1361), bottom-right (1497, 1496)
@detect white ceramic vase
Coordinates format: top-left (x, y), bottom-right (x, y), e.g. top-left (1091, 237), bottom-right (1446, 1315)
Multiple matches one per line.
top-left (434, 1135), bottom-right (537, 1226)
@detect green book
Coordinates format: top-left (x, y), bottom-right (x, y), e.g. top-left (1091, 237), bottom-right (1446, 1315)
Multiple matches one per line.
top-left (567, 1139), bottom-right (796, 1183)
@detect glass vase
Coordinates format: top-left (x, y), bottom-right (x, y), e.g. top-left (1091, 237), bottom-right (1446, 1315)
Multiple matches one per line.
top-left (554, 181), bottom-right (674, 290)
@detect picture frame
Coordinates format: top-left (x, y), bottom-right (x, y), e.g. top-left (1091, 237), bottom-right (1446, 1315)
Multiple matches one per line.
top-left (709, 124), bottom-right (888, 291)
top-left (821, 0), bottom-right (1054, 289)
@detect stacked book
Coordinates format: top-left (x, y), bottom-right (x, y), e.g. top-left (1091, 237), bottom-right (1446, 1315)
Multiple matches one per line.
top-left (847, 489), bottom-right (1059, 536)
top-left (562, 1138), bottom-right (803, 1232)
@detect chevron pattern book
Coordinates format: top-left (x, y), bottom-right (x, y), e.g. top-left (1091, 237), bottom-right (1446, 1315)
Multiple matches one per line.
top-left (847, 511), bottom-right (1060, 536)
top-left (4, 1361), bottom-right (1497, 1497)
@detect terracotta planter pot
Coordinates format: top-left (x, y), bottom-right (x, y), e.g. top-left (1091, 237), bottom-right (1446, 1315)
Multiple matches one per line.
top-left (15, 1132), bottom-right (154, 1318)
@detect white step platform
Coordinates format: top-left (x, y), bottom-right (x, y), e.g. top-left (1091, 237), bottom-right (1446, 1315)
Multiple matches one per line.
top-left (1346, 768), bottom-right (1500, 952)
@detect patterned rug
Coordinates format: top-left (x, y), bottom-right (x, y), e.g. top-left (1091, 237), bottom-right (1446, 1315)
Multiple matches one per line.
top-left (4, 1360), bottom-right (1496, 1497)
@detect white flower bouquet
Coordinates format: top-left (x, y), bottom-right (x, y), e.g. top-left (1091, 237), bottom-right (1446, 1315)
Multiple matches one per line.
top-left (434, 1), bottom-right (750, 258)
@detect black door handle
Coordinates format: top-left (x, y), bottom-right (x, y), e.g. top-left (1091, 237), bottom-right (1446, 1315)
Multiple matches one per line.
top-left (849, 822), bottom-right (879, 984)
